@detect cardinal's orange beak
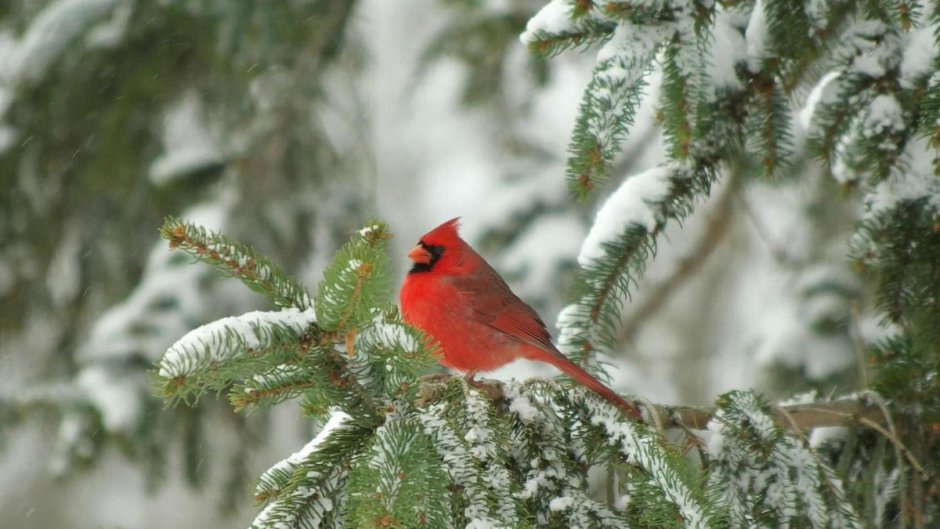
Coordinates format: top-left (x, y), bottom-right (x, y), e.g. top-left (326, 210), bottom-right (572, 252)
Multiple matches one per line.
top-left (408, 244), bottom-right (431, 265)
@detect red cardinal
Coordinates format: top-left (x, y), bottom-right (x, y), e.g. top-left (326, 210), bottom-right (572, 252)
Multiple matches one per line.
top-left (399, 218), bottom-right (642, 420)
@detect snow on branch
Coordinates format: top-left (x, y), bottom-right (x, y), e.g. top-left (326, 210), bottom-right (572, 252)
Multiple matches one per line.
top-left (520, 0), bottom-right (617, 57)
top-left (567, 20), bottom-right (669, 196)
top-left (6, 0), bottom-right (117, 86)
top-left (558, 163), bottom-right (714, 366)
top-left (707, 391), bottom-right (861, 529)
top-left (578, 165), bottom-right (673, 267)
top-left (507, 382), bottom-right (626, 527)
top-left (252, 412), bottom-right (375, 529)
top-left (418, 399), bottom-right (516, 528)
top-left (157, 307), bottom-right (316, 379)
top-left (345, 414), bottom-right (452, 528)
top-left (577, 394), bottom-right (710, 528)
top-left (255, 411), bottom-right (351, 500)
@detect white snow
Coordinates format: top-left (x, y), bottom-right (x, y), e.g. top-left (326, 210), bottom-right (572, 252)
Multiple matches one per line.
top-left (845, 21), bottom-right (898, 79)
top-left (259, 410), bottom-right (351, 484)
top-left (85, 0), bottom-right (132, 49)
top-left (505, 383), bottom-right (540, 422)
top-left (863, 94), bottom-right (904, 138)
top-left (149, 92), bottom-right (224, 185)
top-left (578, 165), bottom-right (673, 267)
top-left (519, 0), bottom-right (575, 46)
top-left (157, 307), bottom-right (316, 378)
top-left (5, 0), bottom-right (117, 85)
top-left (554, 300), bottom-right (587, 359)
top-left (596, 20), bottom-right (663, 66)
top-left (863, 136), bottom-right (940, 216)
top-left (804, 0), bottom-right (831, 31)
top-left (76, 364), bottom-right (141, 434)
top-left (809, 426), bottom-right (848, 449)
top-left (358, 224), bottom-right (381, 238)
top-left (744, 0), bottom-right (768, 73)
top-left (799, 71), bottom-right (841, 132)
top-left (706, 10), bottom-right (746, 90)
top-left (548, 495), bottom-right (575, 511)
top-left (900, 24), bottom-right (939, 88)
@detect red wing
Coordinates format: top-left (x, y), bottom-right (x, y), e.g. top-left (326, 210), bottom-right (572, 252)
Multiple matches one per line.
top-left (448, 262), bottom-right (559, 355)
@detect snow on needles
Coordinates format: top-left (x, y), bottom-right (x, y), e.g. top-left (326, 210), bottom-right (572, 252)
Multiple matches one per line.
top-left (5, 0), bottom-right (116, 85)
top-left (578, 165), bottom-right (673, 267)
top-left (258, 410), bottom-right (351, 487)
top-left (158, 307), bottom-right (316, 378)
top-left (519, 0), bottom-right (574, 46)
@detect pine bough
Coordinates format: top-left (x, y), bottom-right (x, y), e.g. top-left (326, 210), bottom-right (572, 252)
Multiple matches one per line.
top-left (153, 0), bottom-right (940, 526)
top-left (155, 219), bottom-right (863, 528)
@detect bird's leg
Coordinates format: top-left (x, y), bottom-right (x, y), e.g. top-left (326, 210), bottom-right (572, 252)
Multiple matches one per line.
top-left (463, 370), bottom-right (486, 389)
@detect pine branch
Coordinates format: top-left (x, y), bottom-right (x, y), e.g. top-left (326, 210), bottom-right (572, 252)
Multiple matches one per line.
top-left (155, 309), bottom-right (318, 404)
top-left (521, 2), bottom-right (618, 58)
top-left (560, 163), bottom-right (716, 368)
top-left (315, 221), bottom-right (392, 336)
top-left (155, 222), bottom-right (403, 422)
top-left (160, 217), bottom-right (313, 310)
top-left (708, 390), bottom-right (862, 528)
top-left (565, 22), bottom-right (665, 196)
top-left (346, 414), bottom-right (452, 528)
top-left (416, 376), bottom-right (896, 432)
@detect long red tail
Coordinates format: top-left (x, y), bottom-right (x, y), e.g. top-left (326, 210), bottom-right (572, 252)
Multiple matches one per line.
top-left (542, 352), bottom-right (643, 421)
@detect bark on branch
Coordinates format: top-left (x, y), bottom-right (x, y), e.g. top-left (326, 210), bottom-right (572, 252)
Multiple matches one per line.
top-left (417, 375), bottom-right (889, 432)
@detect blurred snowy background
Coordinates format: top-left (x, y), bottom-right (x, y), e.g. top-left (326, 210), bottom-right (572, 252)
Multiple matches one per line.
top-left (0, 1), bottom-right (872, 527)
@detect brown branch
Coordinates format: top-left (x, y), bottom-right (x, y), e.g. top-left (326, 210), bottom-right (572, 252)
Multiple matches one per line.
top-left (417, 376), bottom-right (891, 432)
top-left (650, 397), bottom-right (891, 431)
top-left (737, 193), bottom-right (802, 268)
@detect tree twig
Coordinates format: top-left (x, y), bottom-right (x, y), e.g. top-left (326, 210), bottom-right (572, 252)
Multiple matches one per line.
top-left (417, 376), bottom-right (893, 433)
top-left (737, 193), bottom-right (802, 268)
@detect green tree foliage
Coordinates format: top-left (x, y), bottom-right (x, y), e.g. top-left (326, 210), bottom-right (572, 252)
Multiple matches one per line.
top-left (153, 217), bottom-right (883, 528)
top-left (4, 0), bottom-right (940, 527)
top-left (148, 1), bottom-right (938, 526)
top-left (0, 0), bottom-right (368, 504)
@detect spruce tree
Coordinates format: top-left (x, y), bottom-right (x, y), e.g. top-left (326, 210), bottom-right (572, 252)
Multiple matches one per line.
top-left (151, 1), bottom-right (939, 527)
top-left (3, 0), bottom-right (939, 528)
top-left (0, 0), bottom-right (367, 515)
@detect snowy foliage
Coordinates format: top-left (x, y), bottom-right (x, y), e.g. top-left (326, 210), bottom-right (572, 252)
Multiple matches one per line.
top-left (157, 307), bottom-right (317, 379)
top-left (4, 0), bottom-right (117, 85)
top-left (4, 1), bottom-right (940, 527)
top-left (149, 91), bottom-right (224, 185)
top-left (706, 391), bottom-right (860, 529)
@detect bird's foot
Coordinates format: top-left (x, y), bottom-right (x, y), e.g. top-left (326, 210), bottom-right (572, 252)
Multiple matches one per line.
top-left (463, 370), bottom-right (488, 390)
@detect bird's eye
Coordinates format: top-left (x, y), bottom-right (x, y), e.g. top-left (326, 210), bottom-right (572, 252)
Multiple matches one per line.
top-left (422, 243), bottom-right (445, 261)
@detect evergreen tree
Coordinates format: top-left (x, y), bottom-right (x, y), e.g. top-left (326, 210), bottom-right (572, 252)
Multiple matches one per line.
top-left (152, 1), bottom-right (939, 527)
top-left (0, 0), bottom-right (368, 520)
top-left (3, 0), bottom-right (939, 528)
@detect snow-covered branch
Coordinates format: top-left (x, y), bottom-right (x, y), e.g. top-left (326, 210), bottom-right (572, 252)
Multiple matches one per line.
top-left (416, 376), bottom-right (894, 433)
